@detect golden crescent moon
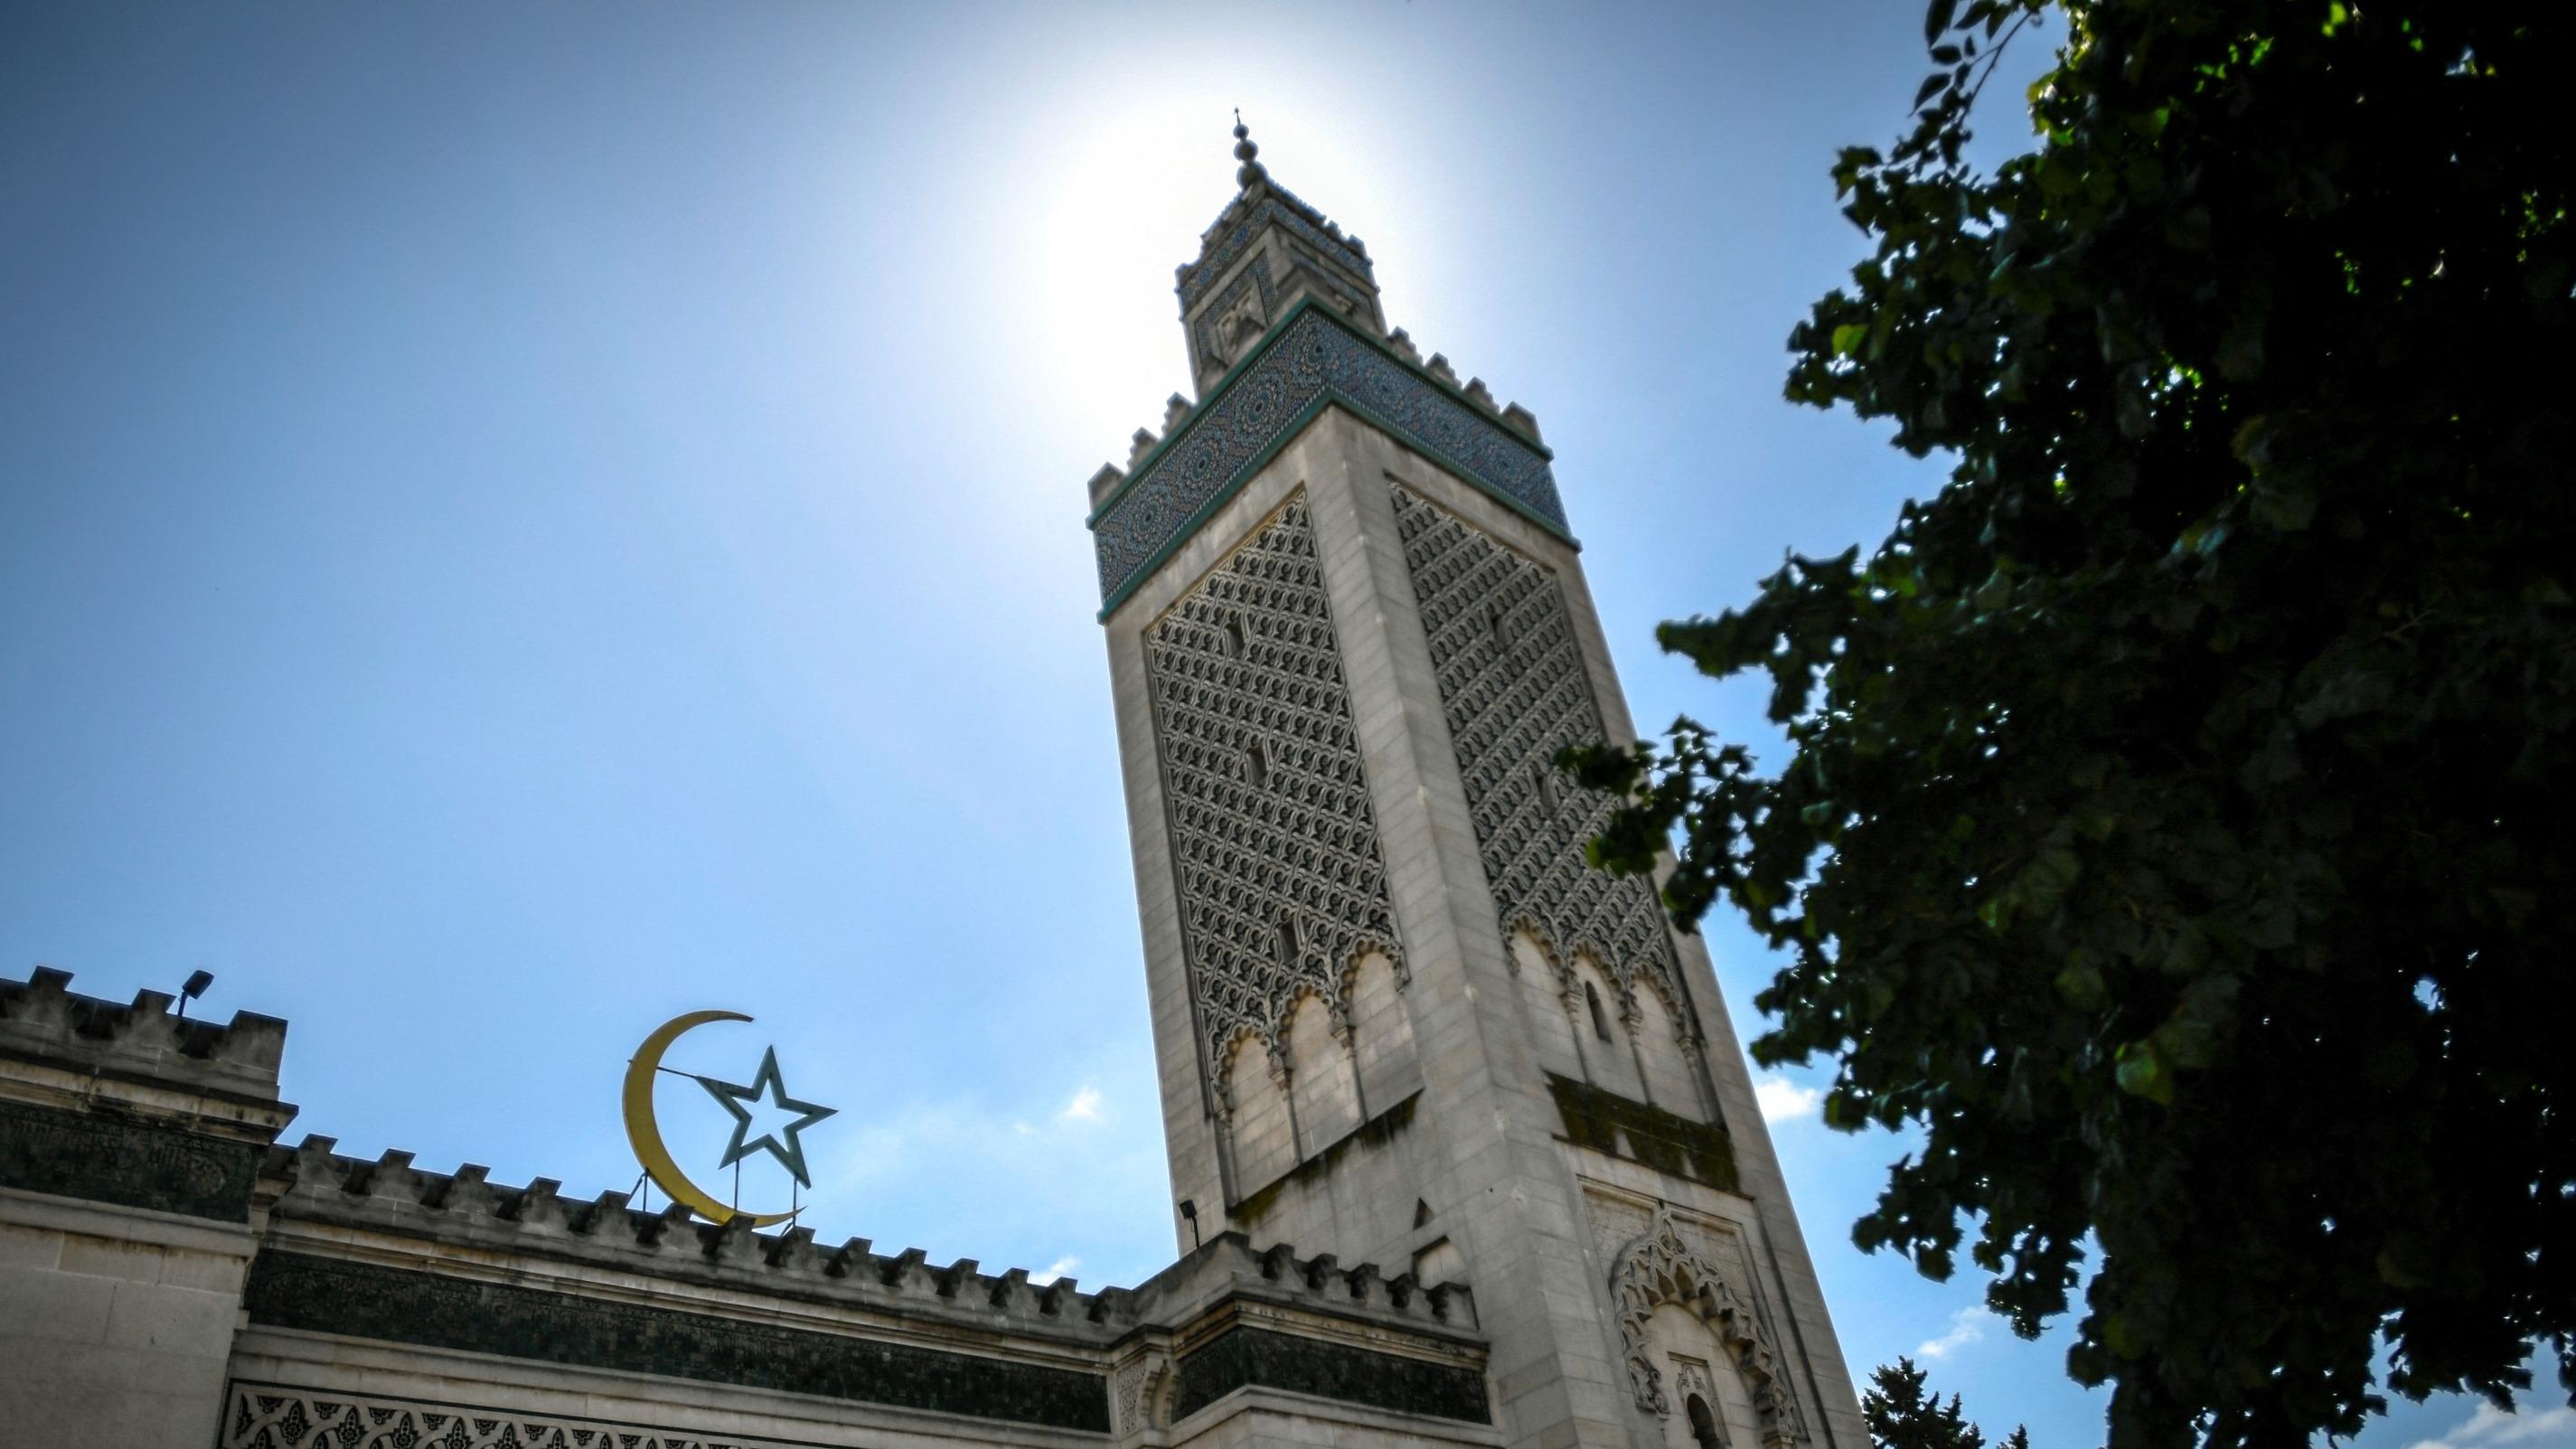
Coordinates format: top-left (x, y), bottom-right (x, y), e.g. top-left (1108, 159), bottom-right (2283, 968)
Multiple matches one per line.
top-left (622, 1010), bottom-right (796, 1227)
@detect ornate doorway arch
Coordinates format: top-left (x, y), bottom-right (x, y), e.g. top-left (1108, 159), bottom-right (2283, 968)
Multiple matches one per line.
top-left (1608, 1209), bottom-right (1809, 1449)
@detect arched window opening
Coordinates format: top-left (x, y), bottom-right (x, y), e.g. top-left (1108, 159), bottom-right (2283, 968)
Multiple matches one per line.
top-left (1584, 981), bottom-right (1613, 1042)
top-left (1224, 616), bottom-right (1247, 660)
top-left (1246, 740), bottom-right (1270, 789)
top-left (1687, 1394), bottom-right (1724, 1449)
top-left (1532, 760), bottom-right (1561, 814)
top-left (1487, 601), bottom-right (1514, 654)
top-left (1276, 918), bottom-right (1301, 969)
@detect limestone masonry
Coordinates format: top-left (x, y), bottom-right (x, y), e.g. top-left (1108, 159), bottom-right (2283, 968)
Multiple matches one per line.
top-left (0, 128), bottom-right (1866, 1449)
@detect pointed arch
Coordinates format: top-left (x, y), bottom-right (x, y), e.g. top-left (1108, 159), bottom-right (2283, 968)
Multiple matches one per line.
top-left (1609, 1209), bottom-right (1809, 1448)
top-left (1282, 985), bottom-right (1359, 1153)
top-left (1219, 1025), bottom-right (1296, 1192)
top-left (1341, 946), bottom-right (1421, 1113)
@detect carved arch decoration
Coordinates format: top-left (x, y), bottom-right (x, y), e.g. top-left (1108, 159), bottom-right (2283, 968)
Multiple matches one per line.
top-left (1112, 1352), bottom-right (1175, 1435)
top-left (1504, 909), bottom-right (1710, 1073)
top-left (1609, 1209), bottom-right (1809, 1449)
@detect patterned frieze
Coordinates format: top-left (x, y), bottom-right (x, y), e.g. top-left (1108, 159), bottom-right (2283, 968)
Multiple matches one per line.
top-left (1141, 492), bottom-right (1403, 1090)
top-left (1171, 1325), bottom-right (1491, 1425)
top-left (0, 1096), bottom-right (262, 1221)
top-left (1387, 485), bottom-right (1691, 1029)
top-left (220, 1382), bottom-right (798, 1449)
top-left (241, 1251), bottom-right (1114, 1433)
top-left (1090, 304), bottom-right (1565, 613)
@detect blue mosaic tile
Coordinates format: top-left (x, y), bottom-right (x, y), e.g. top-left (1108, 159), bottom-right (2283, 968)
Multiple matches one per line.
top-left (1091, 306), bottom-right (1568, 610)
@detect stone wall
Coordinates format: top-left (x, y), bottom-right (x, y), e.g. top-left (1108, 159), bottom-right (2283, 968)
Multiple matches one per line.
top-left (0, 969), bottom-right (1495, 1449)
top-left (0, 968), bottom-right (292, 1449)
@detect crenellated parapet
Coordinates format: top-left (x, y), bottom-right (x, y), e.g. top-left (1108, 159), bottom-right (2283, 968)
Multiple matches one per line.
top-left (0, 964), bottom-right (287, 1104)
top-left (253, 1131), bottom-right (1479, 1350)
top-left (0, 964), bottom-right (1498, 1442)
top-left (259, 1133), bottom-right (1143, 1341)
top-left (0, 968), bottom-right (296, 1225)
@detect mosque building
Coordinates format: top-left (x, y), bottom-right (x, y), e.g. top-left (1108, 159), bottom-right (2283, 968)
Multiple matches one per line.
top-left (0, 127), bottom-right (1867, 1449)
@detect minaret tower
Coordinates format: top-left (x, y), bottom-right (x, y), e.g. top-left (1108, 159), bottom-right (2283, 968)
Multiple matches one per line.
top-left (1085, 125), bottom-right (1868, 1449)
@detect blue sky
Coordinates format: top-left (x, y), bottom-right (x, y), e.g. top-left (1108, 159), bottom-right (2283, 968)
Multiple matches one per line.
top-left (0, 5), bottom-right (2562, 1448)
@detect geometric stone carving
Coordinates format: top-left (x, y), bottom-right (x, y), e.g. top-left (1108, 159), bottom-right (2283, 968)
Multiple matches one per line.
top-left (1144, 492), bottom-right (1403, 1105)
top-left (220, 1382), bottom-right (784, 1449)
top-left (1607, 1209), bottom-right (1808, 1447)
top-left (1112, 1355), bottom-right (1172, 1435)
top-left (1388, 485), bottom-right (1692, 1032)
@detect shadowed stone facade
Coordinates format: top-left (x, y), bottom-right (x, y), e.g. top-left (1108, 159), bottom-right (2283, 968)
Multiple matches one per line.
top-left (0, 127), bottom-right (1863, 1449)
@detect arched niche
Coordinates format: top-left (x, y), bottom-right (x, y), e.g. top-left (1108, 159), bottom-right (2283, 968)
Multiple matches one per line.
top-left (1283, 990), bottom-right (1359, 1154)
top-left (1629, 973), bottom-right (1708, 1119)
top-left (1609, 1209), bottom-right (1809, 1449)
top-left (1221, 1029), bottom-right (1296, 1193)
top-left (1345, 948), bottom-right (1420, 1111)
top-left (1509, 927), bottom-right (1584, 1078)
top-left (1572, 950), bottom-right (1645, 1100)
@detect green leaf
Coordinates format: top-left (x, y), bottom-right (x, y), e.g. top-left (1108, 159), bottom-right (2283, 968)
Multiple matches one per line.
top-left (2114, 1042), bottom-right (2175, 1106)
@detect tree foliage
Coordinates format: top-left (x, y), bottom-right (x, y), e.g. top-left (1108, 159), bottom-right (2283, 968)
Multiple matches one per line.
top-left (1572, 4), bottom-right (2575, 1444)
top-left (1866, 1357), bottom-right (2028, 1449)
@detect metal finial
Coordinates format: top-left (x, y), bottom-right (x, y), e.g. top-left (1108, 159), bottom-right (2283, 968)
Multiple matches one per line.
top-left (1232, 110), bottom-right (1264, 188)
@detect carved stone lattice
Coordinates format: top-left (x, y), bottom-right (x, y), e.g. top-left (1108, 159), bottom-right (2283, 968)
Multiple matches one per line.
top-left (221, 1383), bottom-right (780, 1449)
top-left (1608, 1210), bottom-right (1809, 1447)
top-left (1145, 492), bottom-right (1402, 1097)
top-left (1389, 485), bottom-right (1686, 1021)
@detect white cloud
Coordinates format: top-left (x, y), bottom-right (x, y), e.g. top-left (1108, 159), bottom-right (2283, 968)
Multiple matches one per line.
top-left (1030, 1255), bottom-right (1080, 1287)
top-left (1058, 1087), bottom-right (1105, 1123)
top-left (1754, 1076), bottom-right (1822, 1124)
top-left (1918, 1306), bottom-right (1995, 1360)
top-left (2407, 1399), bottom-right (2576, 1449)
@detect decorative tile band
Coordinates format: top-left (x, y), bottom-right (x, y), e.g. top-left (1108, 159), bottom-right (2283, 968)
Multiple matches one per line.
top-left (220, 1381), bottom-right (813, 1449)
top-left (0, 1097), bottom-right (260, 1221)
top-left (241, 1253), bottom-right (1111, 1434)
top-left (1091, 303), bottom-right (1568, 615)
top-left (1171, 1324), bottom-right (1490, 1425)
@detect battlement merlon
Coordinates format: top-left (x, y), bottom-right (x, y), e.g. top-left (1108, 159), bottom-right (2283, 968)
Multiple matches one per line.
top-left (258, 1131), bottom-right (1475, 1349)
top-left (0, 967), bottom-right (296, 1145)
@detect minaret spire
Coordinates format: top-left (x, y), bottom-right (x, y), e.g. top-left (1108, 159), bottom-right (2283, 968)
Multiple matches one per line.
top-left (1170, 114), bottom-right (1383, 392)
top-left (1231, 111), bottom-right (1265, 189)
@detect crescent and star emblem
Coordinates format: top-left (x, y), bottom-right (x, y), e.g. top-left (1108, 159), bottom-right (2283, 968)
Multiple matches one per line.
top-left (621, 1010), bottom-right (837, 1227)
